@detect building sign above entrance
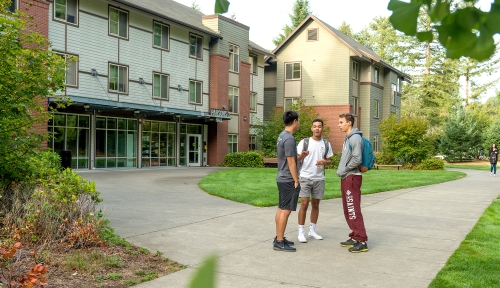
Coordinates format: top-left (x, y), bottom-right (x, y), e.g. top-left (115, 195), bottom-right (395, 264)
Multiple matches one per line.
top-left (210, 109), bottom-right (231, 119)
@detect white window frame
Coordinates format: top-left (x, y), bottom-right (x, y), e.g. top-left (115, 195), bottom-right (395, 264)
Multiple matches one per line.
top-left (249, 135), bottom-right (257, 151)
top-left (352, 97), bottom-right (359, 116)
top-left (228, 134), bottom-right (238, 154)
top-left (249, 54), bottom-right (258, 75)
top-left (108, 63), bottom-right (128, 94)
top-left (229, 43), bottom-right (240, 73)
top-left (374, 66), bottom-right (379, 84)
top-left (391, 83), bottom-right (397, 105)
top-left (307, 28), bottom-right (318, 41)
top-left (153, 72), bottom-right (169, 100)
top-left (109, 6), bottom-right (128, 39)
top-left (153, 21), bottom-right (169, 50)
top-left (373, 135), bottom-right (379, 152)
top-left (8, 0), bottom-right (18, 12)
top-left (373, 99), bottom-right (379, 118)
top-left (189, 34), bottom-right (203, 59)
top-left (250, 92), bottom-right (257, 112)
top-left (352, 61), bottom-right (359, 80)
top-left (285, 62), bottom-right (301, 80)
top-left (54, 0), bottom-right (78, 25)
top-left (189, 80), bottom-right (202, 104)
top-left (284, 98), bottom-right (299, 110)
top-left (56, 52), bottom-right (78, 87)
top-left (398, 78), bottom-right (402, 92)
top-left (229, 86), bottom-right (239, 113)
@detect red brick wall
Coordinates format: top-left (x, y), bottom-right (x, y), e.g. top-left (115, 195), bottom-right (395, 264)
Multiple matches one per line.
top-left (238, 62), bottom-right (250, 152)
top-left (21, 0), bottom-right (50, 149)
top-left (208, 54), bottom-right (230, 166)
top-left (312, 105), bottom-right (351, 151)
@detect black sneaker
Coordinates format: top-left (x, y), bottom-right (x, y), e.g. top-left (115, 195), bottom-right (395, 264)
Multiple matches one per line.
top-left (273, 240), bottom-right (296, 252)
top-left (340, 238), bottom-right (357, 247)
top-left (273, 236), bottom-right (294, 246)
top-left (348, 241), bottom-right (369, 253)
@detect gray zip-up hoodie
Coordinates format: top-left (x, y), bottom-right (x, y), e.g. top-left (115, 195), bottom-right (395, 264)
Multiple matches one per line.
top-left (336, 128), bottom-right (363, 179)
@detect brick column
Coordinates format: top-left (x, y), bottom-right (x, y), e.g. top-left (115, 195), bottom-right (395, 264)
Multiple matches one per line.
top-left (238, 62), bottom-right (250, 152)
top-left (208, 54), bottom-right (230, 166)
top-left (315, 105), bottom-right (351, 151)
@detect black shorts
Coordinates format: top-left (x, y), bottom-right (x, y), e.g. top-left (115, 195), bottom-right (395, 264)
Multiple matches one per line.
top-left (277, 181), bottom-right (300, 211)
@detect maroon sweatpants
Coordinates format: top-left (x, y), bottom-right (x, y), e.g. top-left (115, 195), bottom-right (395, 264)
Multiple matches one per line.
top-left (341, 174), bottom-right (368, 242)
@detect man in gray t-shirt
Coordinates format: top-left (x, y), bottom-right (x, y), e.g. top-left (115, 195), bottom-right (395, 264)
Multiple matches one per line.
top-left (273, 111), bottom-right (300, 252)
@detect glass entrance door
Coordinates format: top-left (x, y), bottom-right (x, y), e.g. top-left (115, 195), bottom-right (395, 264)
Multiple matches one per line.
top-left (187, 134), bottom-right (201, 166)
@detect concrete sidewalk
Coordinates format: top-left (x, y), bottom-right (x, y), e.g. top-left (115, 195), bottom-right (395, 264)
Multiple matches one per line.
top-left (81, 167), bottom-right (498, 288)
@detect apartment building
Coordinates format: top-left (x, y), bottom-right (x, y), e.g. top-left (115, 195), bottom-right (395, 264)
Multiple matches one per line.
top-left (9, 0), bottom-right (270, 168)
top-left (265, 15), bottom-right (409, 151)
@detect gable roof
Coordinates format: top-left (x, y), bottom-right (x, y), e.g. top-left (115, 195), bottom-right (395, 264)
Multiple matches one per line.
top-left (272, 15), bottom-right (409, 81)
top-left (249, 40), bottom-right (274, 57)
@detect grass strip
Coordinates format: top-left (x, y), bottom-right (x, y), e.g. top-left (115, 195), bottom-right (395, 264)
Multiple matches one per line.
top-left (429, 198), bottom-right (500, 287)
top-left (199, 169), bottom-right (465, 207)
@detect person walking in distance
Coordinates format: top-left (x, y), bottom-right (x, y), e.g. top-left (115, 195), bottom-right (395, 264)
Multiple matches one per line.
top-left (273, 111), bottom-right (301, 252)
top-left (489, 143), bottom-right (498, 176)
top-left (296, 118), bottom-right (333, 243)
top-left (336, 113), bottom-right (369, 253)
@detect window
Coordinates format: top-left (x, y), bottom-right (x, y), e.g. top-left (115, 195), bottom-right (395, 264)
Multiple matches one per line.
top-left (109, 7), bottom-right (128, 38)
top-left (189, 80), bottom-right (202, 104)
top-left (109, 64), bottom-right (128, 93)
top-left (307, 28), bottom-right (318, 41)
top-left (374, 66), bottom-right (379, 84)
top-left (249, 135), bottom-right (257, 151)
top-left (228, 134), bottom-right (238, 154)
top-left (54, 0), bottom-right (78, 24)
top-left (285, 62), bottom-right (301, 80)
top-left (153, 22), bottom-right (169, 50)
top-left (189, 34), bottom-right (203, 59)
top-left (153, 73), bottom-right (169, 99)
top-left (7, 0), bottom-right (17, 12)
top-left (391, 83), bottom-right (397, 105)
top-left (284, 98), bottom-right (299, 110)
top-left (229, 86), bottom-right (239, 113)
top-left (352, 97), bottom-right (359, 115)
top-left (57, 53), bottom-right (78, 87)
top-left (352, 61), bottom-right (359, 80)
top-left (373, 135), bottom-right (379, 152)
top-left (249, 54), bottom-right (257, 74)
top-left (373, 99), bottom-right (379, 118)
top-left (229, 44), bottom-right (239, 72)
top-left (398, 78), bottom-right (402, 92)
top-left (250, 92), bottom-right (257, 112)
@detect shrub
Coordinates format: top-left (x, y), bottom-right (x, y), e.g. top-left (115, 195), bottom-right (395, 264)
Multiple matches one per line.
top-left (325, 151), bottom-right (341, 169)
top-left (222, 152), bottom-right (264, 168)
top-left (415, 158), bottom-right (445, 170)
top-left (375, 152), bottom-right (397, 165)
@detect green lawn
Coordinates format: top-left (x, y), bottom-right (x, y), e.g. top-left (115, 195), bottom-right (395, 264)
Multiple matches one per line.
top-left (429, 197), bottom-right (500, 287)
top-left (198, 169), bottom-right (465, 207)
top-left (445, 165), bottom-right (490, 171)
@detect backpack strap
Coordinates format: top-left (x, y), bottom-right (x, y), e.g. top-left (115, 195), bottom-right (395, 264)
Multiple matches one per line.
top-left (303, 138), bottom-right (309, 152)
top-left (322, 138), bottom-right (329, 159)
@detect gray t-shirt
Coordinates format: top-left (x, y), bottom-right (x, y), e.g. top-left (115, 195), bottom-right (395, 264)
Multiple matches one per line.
top-left (276, 130), bottom-right (298, 183)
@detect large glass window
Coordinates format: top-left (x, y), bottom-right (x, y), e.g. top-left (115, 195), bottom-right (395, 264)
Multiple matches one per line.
top-left (352, 97), bottom-right (359, 116)
top-left (391, 83), bottom-right (397, 105)
top-left (109, 7), bottom-right (128, 38)
top-left (142, 121), bottom-right (175, 167)
top-left (374, 66), bottom-right (380, 84)
top-left (153, 21), bottom-right (169, 50)
top-left (249, 54), bottom-right (257, 74)
top-left (48, 113), bottom-right (89, 169)
top-left (153, 73), bottom-right (169, 99)
top-left (249, 135), bottom-right (257, 151)
top-left (229, 86), bottom-right (239, 113)
top-left (373, 135), bottom-right (379, 152)
top-left (229, 44), bottom-right (239, 73)
top-left (109, 64), bottom-right (128, 93)
top-left (352, 61), bottom-right (359, 80)
top-left (189, 34), bottom-right (203, 59)
top-left (57, 53), bottom-right (78, 87)
top-left (373, 99), bottom-right (380, 118)
top-left (284, 98), bottom-right (299, 110)
top-left (250, 92), bottom-right (257, 112)
top-left (189, 80), bottom-right (202, 104)
top-left (228, 134), bottom-right (238, 154)
top-left (96, 117), bottom-right (136, 168)
top-left (285, 62), bottom-right (301, 80)
top-left (54, 0), bottom-right (78, 24)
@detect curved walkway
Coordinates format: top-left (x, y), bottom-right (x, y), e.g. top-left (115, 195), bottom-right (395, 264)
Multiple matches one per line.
top-left (81, 168), bottom-right (498, 288)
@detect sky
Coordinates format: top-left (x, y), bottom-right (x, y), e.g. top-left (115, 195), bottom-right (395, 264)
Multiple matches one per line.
top-left (173, 0), bottom-right (499, 99)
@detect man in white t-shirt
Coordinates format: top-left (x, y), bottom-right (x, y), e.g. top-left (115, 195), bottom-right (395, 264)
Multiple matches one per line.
top-left (296, 118), bottom-right (333, 243)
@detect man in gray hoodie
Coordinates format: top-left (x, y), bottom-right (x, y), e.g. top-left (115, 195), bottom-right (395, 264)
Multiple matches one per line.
top-left (336, 113), bottom-right (369, 253)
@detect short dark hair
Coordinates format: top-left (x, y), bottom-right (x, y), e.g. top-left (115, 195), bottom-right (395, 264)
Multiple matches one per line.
top-left (339, 113), bottom-right (355, 127)
top-left (312, 118), bottom-right (323, 126)
top-left (283, 110), bottom-right (299, 126)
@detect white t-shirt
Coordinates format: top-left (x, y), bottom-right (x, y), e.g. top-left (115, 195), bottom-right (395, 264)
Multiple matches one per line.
top-left (297, 138), bottom-right (334, 180)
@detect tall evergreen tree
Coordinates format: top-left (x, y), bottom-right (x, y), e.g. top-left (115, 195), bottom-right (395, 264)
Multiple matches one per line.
top-left (459, 50), bottom-right (500, 106)
top-left (272, 0), bottom-right (311, 47)
top-left (439, 108), bottom-right (481, 162)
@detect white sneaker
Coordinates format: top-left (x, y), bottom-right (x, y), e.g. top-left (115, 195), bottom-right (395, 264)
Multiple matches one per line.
top-left (490, 172), bottom-right (493, 176)
top-left (308, 229), bottom-right (323, 240)
top-left (298, 232), bottom-right (308, 243)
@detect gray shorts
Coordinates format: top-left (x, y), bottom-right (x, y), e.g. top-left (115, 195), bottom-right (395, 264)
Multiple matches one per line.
top-left (299, 178), bottom-right (325, 199)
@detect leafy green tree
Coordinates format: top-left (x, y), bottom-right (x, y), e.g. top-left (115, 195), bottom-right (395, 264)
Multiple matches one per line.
top-left (379, 115), bottom-right (432, 165)
top-left (0, 2), bottom-right (67, 182)
top-left (272, 0), bottom-right (312, 47)
top-left (254, 100), bottom-right (330, 157)
top-left (191, 1), bottom-right (201, 11)
top-left (337, 21), bottom-right (355, 38)
top-left (439, 108), bottom-right (482, 162)
top-left (482, 119), bottom-right (500, 154)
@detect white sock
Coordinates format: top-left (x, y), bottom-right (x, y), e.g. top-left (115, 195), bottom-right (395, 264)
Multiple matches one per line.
top-left (310, 223), bottom-right (316, 229)
top-left (298, 225), bottom-right (304, 233)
